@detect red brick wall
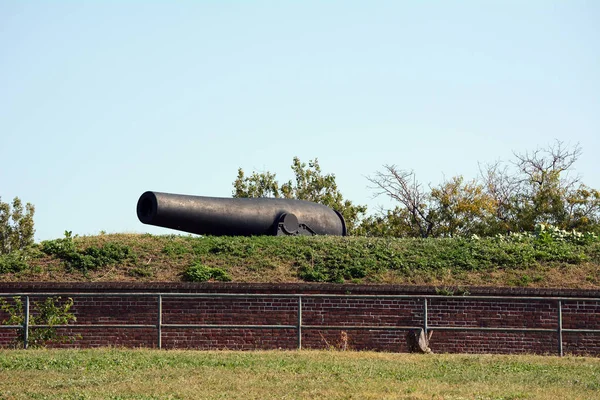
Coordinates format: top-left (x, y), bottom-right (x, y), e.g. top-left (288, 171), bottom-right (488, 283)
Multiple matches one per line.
top-left (0, 283), bottom-right (598, 355)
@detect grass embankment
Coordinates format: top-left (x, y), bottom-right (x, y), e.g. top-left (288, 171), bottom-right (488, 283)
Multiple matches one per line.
top-left (0, 349), bottom-right (598, 399)
top-left (0, 232), bottom-right (599, 288)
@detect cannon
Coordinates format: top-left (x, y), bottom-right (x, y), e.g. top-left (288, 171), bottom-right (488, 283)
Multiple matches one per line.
top-left (136, 191), bottom-right (346, 236)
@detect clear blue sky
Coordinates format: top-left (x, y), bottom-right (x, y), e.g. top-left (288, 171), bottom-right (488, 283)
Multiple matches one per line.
top-left (1, 1), bottom-right (598, 241)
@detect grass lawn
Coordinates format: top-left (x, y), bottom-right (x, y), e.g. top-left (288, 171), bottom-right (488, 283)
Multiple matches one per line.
top-left (0, 349), bottom-right (598, 399)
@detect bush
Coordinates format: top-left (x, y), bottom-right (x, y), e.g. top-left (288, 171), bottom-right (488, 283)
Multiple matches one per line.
top-left (0, 296), bottom-right (77, 348)
top-left (0, 246), bottom-right (43, 274)
top-left (40, 230), bottom-right (77, 257)
top-left (0, 250), bottom-right (30, 273)
top-left (41, 231), bottom-right (135, 273)
top-left (183, 262), bottom-right (231, 282)
top-left (534, 223), bottom-right (599, 245)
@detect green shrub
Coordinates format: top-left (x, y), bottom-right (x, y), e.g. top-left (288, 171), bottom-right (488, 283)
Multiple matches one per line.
top-left (41, 231), bottom-right (135, 273)
top-left (0, 250), bottom-right (29, 273)
top-left (183, 262), bottom-right (231, 282)
top-left (162, 241), bottom-right (189, 257)
top-left (40, 231), bottom-right (77, 258)
top-left (0, 296), bottom-right (77, 348)
top-left (0, 246), bottom-right (43, 274)
top-left (534, 223), bottom-right (599, 245)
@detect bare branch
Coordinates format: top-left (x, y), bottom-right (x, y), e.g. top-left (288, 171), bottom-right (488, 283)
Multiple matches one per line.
top-left (367, 165), bottom-right (434, 237)
top-left (512, 140), bottom-right (582, 187)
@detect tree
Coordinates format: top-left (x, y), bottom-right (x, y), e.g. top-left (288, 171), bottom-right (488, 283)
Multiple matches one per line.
top-left (478, 161), bottom-right (521, 234)
top-left (480, 141), bottom-right (599, 233)
top-left (429, 176), bottom-right (496, 237)
top-left (365, 166), bottom-right (436, 238)
top-left (233, 157), bottom-right (367, 234)
top-left (0, 197), bottom-right (35, 254)
top-left (366, 141), bottom-right (600, 237)
top-left (355, 206), bottom-right (421, 238)
top-left (564, 185), bottom-right (600, 232)
top-left (233, 169), bottom-right (283, 198)
top-left (510, 141), bottom-right (582, 231)
top-left (365, 167), bottom-right (495, 238)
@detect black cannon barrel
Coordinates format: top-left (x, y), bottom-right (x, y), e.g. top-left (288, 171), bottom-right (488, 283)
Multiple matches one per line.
top-left (137, 191), bottom-right (346, 236)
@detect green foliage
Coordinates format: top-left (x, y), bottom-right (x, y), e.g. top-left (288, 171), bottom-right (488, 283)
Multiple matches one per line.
top-left (233, 168), bottom-right (282, 198)
top-left (183, 262), bottom-right (231, 282)
top-left (0, 196), bottom-right (35, 254)
top-left (295, 238), bottom-right (383, 283)
top-left (233, 157), bottom-right (367, 234)
top-left (0, 245), bottom-right (43, 275)
top-left (0, 296), bottom-right (77, 348)
top-left (162, 240), bottom-right (189, 257)
top-left (152, 230), bottom-right (600, 284)
top-left (6, 230), bottom-right (600, 287)
top-left (41, 231), bottom-right (135, 273)
top-left (366, 141), bottom-right (600, 238)
top-left (361, 174), bottom-right (497, 238)
top-left (0, 250), bottom-right (30, 273)
top-left (41, 230), bottom-right (77, 258)
top-left (159, 230), bottom-right (596, 284)
top-left (534, 223), bottom-right (598, 245)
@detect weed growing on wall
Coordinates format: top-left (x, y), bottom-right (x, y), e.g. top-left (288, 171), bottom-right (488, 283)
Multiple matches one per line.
top-left (0, 296), bottom-right (77, 348)
top-left (319, 331), bottom-right (350, 351)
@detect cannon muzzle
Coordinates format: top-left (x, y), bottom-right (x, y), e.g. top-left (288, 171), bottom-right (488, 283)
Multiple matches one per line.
top-left (137, 191), bottom-right (346, 236)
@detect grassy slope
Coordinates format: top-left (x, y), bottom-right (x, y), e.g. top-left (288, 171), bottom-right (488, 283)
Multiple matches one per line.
top-left (1, 233), bottom-right (599, 289)
top-left (0, 349), bottom-right (599, 399)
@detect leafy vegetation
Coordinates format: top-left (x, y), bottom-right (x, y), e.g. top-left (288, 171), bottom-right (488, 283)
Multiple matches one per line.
top-left (0, 142), bottom-right (598, 288)
top-left (40, 231), bottom-right (135, 274)
top-left (0, 228), bottom-right (598, 288)
top-left (231, 143), bottom-right (600, 239)
top-left (234, 156), bottom-right (367, 234)
top-left (0, 196), bottom-right (35, 254)
top-left (0, 247), bottom-right (40, 274)
top-left (363, 141), bottom-right (600, 238)
top-left (0, 296), bottom-right (77, 348)
top-left (0, 349), bottom-right (599, 399)
top-left (183, 262), bottom-right (231, 282)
